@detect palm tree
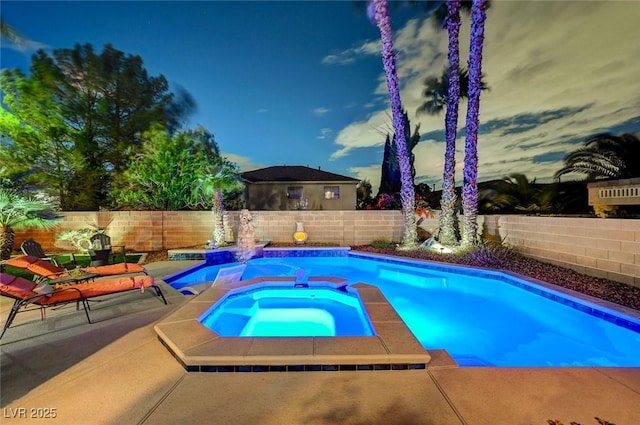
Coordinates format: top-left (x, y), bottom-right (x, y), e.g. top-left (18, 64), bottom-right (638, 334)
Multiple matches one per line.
top-left (554, 133), bottom-right (640, 181)
top-left (369, 0), bottom-right (418, 249)
top-left (478, 174), bottom-right (555, 213)
top-left (460, 0), bottom-right (489, 248)
top-left (416, 1), bottom-right (487, 247)
top-left (432, 0), bottom-right (463, 247)
top-left (0, 188), bottom-right (61, 260)
top-left (197, 159), bottom-right (243, 248)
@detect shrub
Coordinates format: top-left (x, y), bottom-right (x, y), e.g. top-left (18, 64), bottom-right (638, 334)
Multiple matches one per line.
top-left (460, 242), bottom-right (518, 269)
top-left (371, 239), bottom-right (393, 249)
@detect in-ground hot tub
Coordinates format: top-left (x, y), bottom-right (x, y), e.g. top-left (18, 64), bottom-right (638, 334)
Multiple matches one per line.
top-left (199, 286), bottom-right (375, 337)
top-left (154, 276), bottom-right (431, 372)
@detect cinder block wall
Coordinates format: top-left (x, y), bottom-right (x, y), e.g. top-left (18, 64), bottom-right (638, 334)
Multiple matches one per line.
top-left (483, 215), bottom-right (640, 287)
top-left (12, 211), bottom-right (639, 287)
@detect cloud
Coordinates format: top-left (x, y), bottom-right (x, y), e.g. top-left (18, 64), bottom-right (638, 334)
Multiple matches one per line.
top-left (332, 1), bottom-right (640, 188)
top-left (350, 164), bottom-right (381, 195)
top-left (221, 152), bottom-right (264, 172)
top-left (256, 108), bottom-right (268, 114)
top-left (321, 39), bottom-right (380, 65)
top-left (330, 111), bottom-right (393, 159)
top-left (317, 128), bottom-right (333, 140)
top-left (312, 107), bottom-right (330, 116)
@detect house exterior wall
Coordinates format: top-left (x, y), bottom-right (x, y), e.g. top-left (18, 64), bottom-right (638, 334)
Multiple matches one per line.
top-left (245, 182), bottom-right (357, 210)
top-left (12, 211), bottom-right (640, 288)
top-left (587, 178), bottom-right (640, 206)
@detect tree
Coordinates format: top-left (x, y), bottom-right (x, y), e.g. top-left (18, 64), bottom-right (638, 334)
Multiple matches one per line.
top-left (554, 133), bottom-right (640, 181)
top-left (460, 0), bottom-right (489, 247)
top-left (0, 43), bottom-right (193, 210)
top-left (377, 111), bottom-right (420, 197)
top-left (478, 174), bottom-right (556, 213)
top-left (110, 126), bottom-right (241, 212)
top-left (0, 70), bottom-right (83, 209)
top-left (417, 66), bottom-right (487, 115)
top-left (188, 127), bottom-right (243, 247)
top-left (414, 1), bottom-right (487, 247)
top-left (0, 188), bottom-right (61, 260)
top-left (356, 179), bottom-right (374, 209)
top-left (428, 0), bottom-right (463, 247)
top-left (369, 0), bottom-right (418, 249)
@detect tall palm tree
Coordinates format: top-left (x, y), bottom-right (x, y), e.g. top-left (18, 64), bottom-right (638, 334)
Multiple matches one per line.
top-left (369, 0), bottom-right (418, 248)
top-left (554, 133), bottom-right (640, 181)
top-left (460, 0), bottom-right (489, 247)
top-left (438, 0), bottom-right (462, 247)
top-left (0, 188), bottom-right (61, 260)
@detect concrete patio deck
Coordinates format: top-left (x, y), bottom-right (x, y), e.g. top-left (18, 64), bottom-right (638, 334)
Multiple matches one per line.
top-left (1, 260), bottom-right (639, 425)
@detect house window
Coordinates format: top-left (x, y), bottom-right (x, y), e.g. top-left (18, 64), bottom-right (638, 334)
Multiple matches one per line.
top-left (324, 186), bottom-right (340, 199)
top-left (287, 186), bottom-right (303, 199)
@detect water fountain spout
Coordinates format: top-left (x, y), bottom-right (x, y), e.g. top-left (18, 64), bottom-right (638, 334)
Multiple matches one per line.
top-left (294, 268), bottom-right (309, 288)
top-left (236, 209), bottom-right (256, 264)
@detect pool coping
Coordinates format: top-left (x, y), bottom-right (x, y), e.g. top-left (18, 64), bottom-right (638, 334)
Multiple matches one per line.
top-left (154, 276), bottom-right (432, 372)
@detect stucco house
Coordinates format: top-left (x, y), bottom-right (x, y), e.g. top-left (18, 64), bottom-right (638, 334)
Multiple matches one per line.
top-left (241, 165), bottom-right (360, 210)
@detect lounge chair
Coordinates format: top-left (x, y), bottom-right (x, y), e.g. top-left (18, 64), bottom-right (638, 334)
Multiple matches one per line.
top-left (3, 255), bottom-right (147, 280)
top-left (0, 272), bottom-right (167, 339)
top-left (20, 239), bottom-right (75, 267)
top-left (180, 264), bottom-right (246, 295)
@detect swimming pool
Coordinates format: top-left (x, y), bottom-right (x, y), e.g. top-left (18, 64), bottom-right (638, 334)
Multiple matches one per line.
top-left (165, 251), bottom-right (640, 367)
top-left (199, 285), bottom-right (375, 337)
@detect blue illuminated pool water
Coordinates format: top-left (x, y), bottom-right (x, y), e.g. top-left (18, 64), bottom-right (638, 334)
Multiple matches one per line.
top-left (199, 286), bottom-right (374, 337)
top-left (166, 253), bottom-right (640, 367)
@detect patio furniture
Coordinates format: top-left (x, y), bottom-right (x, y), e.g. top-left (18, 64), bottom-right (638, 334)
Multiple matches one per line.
top-left (0, 272), bottom-right (167, 340)
top-left (179, 264), bottom-right (246, 295)
top-left (20, 239), bottom-right (75, 267)
top-left (88, 248), bottom-right (112, 267)
top-left (89, 233), bottom-right (125, 264)
top-left (3, 255), bottom-right (147, 280)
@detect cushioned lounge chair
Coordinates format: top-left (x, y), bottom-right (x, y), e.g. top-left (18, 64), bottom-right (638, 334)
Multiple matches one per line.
top-left (4, 255), bottom-right (147, 280)
top-left (0, 272), bottom-right (167, 339)
top-left (180, 264), bottom-right (246, 295)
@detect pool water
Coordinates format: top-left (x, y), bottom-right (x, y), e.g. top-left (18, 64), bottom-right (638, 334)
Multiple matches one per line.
top-left (167, 254), bottom-right (640, 367)
top-left (199, 286), bottom-right (374, 337)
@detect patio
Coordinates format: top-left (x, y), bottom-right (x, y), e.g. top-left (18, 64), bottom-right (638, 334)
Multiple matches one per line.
top-left (1, 260), bottom-right (639, 424)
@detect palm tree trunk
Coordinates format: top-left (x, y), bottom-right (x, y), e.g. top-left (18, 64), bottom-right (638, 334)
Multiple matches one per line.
top-left (0, 226), bottom-right (15, 260)
top-left (439, 0), bottom-right (462, 247)
top-left (371, 0), bottom-right (417, 249)
top-left (211, 189), bottom-right (226, 247)
top-left (461, 0), bottom-right (488, 247)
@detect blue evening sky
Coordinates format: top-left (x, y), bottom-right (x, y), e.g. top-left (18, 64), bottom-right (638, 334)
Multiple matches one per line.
top-left (2, 1), bottom-right (639, 193)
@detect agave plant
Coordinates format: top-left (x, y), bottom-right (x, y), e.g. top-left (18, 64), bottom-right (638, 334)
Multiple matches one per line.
top-left (0, 188), bottom-right (62, 260)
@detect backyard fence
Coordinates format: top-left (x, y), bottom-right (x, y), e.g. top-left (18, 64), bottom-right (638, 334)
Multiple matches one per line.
top-left (13, 210), bottom-right (640, 287)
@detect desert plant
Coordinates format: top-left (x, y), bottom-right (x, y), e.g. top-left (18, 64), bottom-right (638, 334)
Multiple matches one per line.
top-left (0, 188), bottom-right (61, 260)
top-left (371, 239), bottom-right (393, 249)
top-left (459, 241), bottom-right (517, 269)
top-left (56, 228), bottom-right (104, 252)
